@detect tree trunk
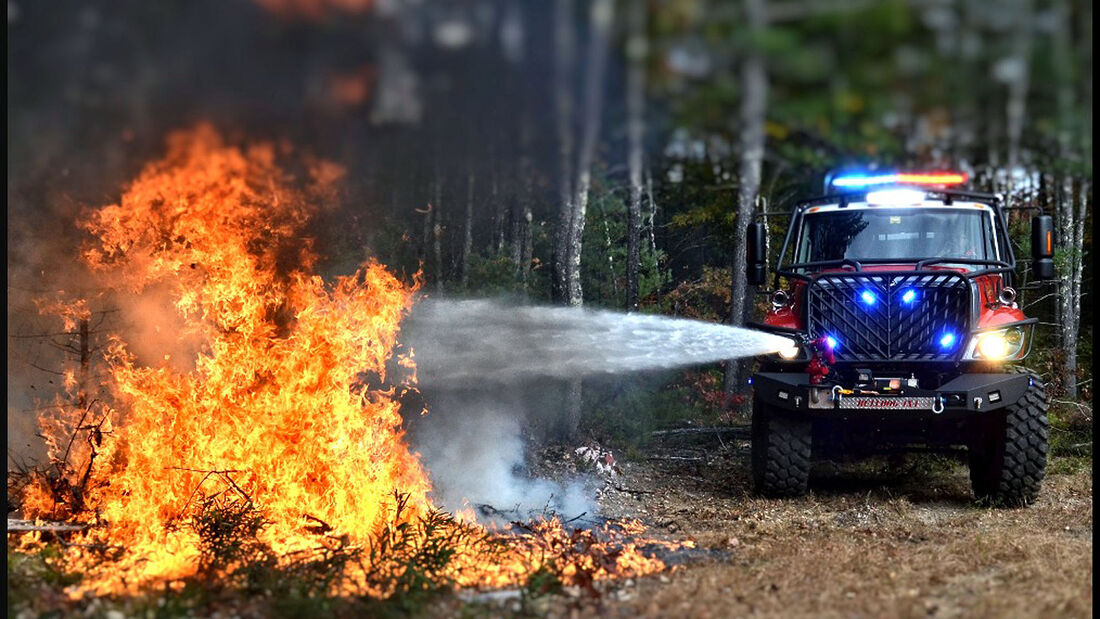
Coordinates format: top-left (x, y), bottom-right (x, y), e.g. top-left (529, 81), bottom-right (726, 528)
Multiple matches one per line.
top-left (724, 0), bottom-right (768, 396)
top-left (553, 0), bottom-right (576, 303)
top-left (1063, 179), bottom-right (1087, 399)
top-left (521, 206), bottom-right (534, 290)
top-left (1052, 0), bottom-right (1084, 399)
top-left (646, 168), bottom-right (658, 261)
top-left (461, 167), bottom-right (474, 288)
top-left (512, 110), bottom-right (533, 274)
top-left (625, 0), bottom-right (646, 312)
top-left (566, 0), bottom-right (614, 307)
top-left (1003, 0), bottom-right (1033, 207)
top-left (492, 145), bottom-right (504, 255)
top-left (433, 176), bottom-right (444, 293)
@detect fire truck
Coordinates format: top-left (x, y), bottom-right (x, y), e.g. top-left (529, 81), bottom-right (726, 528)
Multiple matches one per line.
top-left (745, 171), bottom-right (1055, 506)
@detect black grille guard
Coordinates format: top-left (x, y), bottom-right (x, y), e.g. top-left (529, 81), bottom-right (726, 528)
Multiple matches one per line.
top-left (751, 259), bottom-right (1037, 364)
top-left (804, 270), bottom-right (972, 362)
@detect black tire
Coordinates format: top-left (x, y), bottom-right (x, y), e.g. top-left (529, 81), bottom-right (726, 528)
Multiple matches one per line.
top-left (967, 370), bottom-right (1049, 507)
top-left (751, 398), bottom-right (812, 498)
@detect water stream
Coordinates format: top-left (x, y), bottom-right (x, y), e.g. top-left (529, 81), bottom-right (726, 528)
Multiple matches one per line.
top-left (402, 299), bottom-right (796, 386)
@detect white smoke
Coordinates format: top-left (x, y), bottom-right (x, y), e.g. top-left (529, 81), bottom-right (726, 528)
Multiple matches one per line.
top-left (410, 389), bottom-right (596, 523)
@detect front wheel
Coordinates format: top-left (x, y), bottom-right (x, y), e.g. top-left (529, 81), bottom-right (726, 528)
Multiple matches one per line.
top-left (751, 398), bottom-right (812, 497)
top-left (967, 371), bottom-right (1050, 507)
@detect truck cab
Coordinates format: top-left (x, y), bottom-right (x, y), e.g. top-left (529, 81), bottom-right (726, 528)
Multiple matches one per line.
top-left (745, 172), bottom-right (1055, 506)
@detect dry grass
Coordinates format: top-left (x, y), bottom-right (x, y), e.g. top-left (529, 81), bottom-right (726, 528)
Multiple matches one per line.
top-left (560, 448), bottom-right (1093, 619)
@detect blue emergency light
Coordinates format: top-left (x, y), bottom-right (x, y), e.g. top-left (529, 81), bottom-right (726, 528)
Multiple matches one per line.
top-left (830, 171), bottom-right (967, 189)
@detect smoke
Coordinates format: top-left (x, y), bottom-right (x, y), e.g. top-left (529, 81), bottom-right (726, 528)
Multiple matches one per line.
top-left (408, 388), bottom-right (597, 523)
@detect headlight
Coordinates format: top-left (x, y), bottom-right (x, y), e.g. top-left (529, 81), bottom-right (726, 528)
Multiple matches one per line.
top-left (777, 344), bottom-right (801, 359)
top-left (965, 326), bottom-right (1027, 361)
top-left (977, 333), bottom-right (1008, 358)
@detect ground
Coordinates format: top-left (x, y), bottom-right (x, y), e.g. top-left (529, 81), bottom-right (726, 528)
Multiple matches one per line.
top-left (7, 433), bottom-right (1092, 618)
top-left (447, 436), bottom-right (1093, 618)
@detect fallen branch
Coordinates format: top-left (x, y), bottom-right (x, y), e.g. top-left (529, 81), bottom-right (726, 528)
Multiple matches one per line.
top-left (7, 519), bottom-right (88, 533)
top-left (650, 426), bottom-right (751, 445)
top-left (645, 455), bottom-right (705, 463)
top-left (610, 485), bottom-right (655, 496)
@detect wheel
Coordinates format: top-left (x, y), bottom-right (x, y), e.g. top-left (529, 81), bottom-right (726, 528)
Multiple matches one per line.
top-left (967, 370), bottom-right (1049, 507)
top-left (751, 397), bottom-right (812, 498)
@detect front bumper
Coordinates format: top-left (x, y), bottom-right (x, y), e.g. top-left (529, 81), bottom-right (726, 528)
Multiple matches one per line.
top-left (753, 371), bottom-right (1030, 418)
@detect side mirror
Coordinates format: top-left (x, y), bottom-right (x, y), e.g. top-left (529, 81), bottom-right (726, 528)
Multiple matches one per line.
top-left (1031, 215), bottom-right (1055, 281)
top-left (747, 221), bottom-right (767, 286)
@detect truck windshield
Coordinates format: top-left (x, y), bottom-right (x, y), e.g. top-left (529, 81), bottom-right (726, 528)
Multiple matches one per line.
top-left (793, 208), bottom-right (997, 265)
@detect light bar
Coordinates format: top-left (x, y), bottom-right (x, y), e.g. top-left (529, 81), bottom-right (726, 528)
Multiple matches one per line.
top-left (896, 172), bottom-right (967, 185)
top-left (865, 188), bottom-right (926, 206)
top-left (831, 171), bottom-right (967, 188)
top-left (832, 173), bottom-right (898, 188)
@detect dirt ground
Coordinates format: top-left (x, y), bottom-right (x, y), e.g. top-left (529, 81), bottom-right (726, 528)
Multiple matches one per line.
top-left (465, 437), bottom-right (1092, 618)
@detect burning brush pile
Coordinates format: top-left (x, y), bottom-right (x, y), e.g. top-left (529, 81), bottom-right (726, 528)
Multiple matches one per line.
top-left (8, 125), bottom-right (686, 609)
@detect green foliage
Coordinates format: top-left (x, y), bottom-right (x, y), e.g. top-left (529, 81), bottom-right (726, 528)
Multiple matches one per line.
top-left (7, 544), bottom-right (84, 615)
top-left (652, 266), bottom-right (731, 322)
top-left (581, 177), bottom-right (669, 309)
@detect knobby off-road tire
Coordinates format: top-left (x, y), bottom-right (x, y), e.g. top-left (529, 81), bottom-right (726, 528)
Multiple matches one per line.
top-left (752, 399), bottom-right (812, 498)
top-left (968, 370), bottom-right (1050, 507)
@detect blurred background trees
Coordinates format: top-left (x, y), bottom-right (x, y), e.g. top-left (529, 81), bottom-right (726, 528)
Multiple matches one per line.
top-left (7, 0), bottom-right (1092, 452)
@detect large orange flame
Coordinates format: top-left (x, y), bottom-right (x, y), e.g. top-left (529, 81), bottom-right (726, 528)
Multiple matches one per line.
top-left (17, 124), bottom-right (678, 598)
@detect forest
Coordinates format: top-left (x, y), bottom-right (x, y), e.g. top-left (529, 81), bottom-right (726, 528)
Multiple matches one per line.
top-left (7, 0), bottom-right (1092, 616)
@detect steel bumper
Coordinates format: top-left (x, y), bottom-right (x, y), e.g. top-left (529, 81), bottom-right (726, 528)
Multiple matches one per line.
top-left (752, 372), bottom-right (1031, 418)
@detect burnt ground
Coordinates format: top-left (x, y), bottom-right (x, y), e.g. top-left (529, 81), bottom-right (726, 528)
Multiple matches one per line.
top-left (442, 434), bottom-right (1093, 618)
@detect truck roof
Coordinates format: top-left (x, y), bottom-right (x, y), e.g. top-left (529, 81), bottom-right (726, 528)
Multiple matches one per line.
top-left (800, 199), bottom-right (996, 214)
top-left (790, 188), bottom-right (1002, 214)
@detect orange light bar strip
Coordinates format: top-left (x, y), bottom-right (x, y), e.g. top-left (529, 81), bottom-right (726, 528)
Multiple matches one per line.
top-left (896, 172), bottom-right (968, 185)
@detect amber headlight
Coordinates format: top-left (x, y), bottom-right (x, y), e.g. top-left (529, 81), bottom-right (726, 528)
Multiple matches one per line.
top-left (965, 326), bottom-right (1027, 361)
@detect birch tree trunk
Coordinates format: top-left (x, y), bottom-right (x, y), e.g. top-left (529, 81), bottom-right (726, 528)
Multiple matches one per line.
top-left (521, 206), bottom-right (534, 290)
top-left (559, 0), bottom-right (615, 441)
top-left (625, 0), bottom-right (647, 312)
top-left (724, 0), bottom-right (768, 396)
top-left (566, 0), bottom-right (615, 307)
top-left (1052, 0), bottom-right (1083, 399)
top-left (461, 167), bottom-right (474, 288)
top-left (513, 108), bottom-right (533, 275)
top-left (553, 0), bottom-right (576, 302)
top-left (1064, 179), bottom-right (1087, 399)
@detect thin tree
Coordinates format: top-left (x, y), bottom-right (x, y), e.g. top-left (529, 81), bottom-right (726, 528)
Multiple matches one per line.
top-left (724, 0), bottom-right (769, 396)
top-left (566, 0), bottom-right (615, 306)
top-left (553, 0), bottom-right (576, 302)
top-left (1051, 0), bottom-right (1089, 399)
top-left (625, 0), bottom-right (647, 312)
top-left (461, 161), bottom-right (475, 288)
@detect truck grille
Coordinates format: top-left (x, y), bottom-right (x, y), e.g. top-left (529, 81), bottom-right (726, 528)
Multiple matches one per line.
top-left (806, 272), bottom-right (972, 362)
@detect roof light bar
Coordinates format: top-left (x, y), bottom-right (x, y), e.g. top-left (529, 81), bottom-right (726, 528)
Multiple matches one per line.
top-left (895, 172), bottom-right (967, 185)
top-left (831, 171), bottom-right (967, 188)
top-left (865, 188), bottom-right (926, 206)
top-left (832, 173), bottom-right (898, 188)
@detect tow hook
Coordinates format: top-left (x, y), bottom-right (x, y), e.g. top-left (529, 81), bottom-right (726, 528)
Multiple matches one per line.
top-left (932, 395), bottom-right (945, 414)
top-left (831, 384), bottom-right (843, 403)
top-left (974, 396), bottom-right (983, 410)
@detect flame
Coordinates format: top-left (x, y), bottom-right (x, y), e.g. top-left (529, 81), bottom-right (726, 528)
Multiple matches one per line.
top-left (17, 124), bottom-right (678, 598)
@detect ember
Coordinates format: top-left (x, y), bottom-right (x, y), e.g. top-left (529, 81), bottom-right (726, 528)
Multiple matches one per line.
top-left (13, 125), bottom-right (682, 600)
